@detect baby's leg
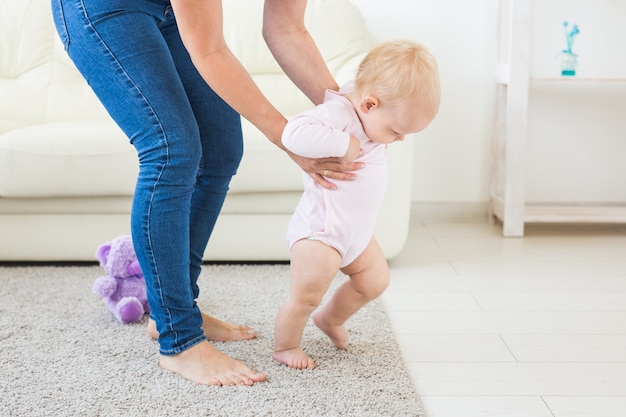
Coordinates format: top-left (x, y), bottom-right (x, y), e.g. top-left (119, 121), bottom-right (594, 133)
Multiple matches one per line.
top-left (148, 313), bottom-right (256, 342)
top-left (313, 238), bottom-right (390, 349)
top-left (273, 239), bottom-right (341, 369)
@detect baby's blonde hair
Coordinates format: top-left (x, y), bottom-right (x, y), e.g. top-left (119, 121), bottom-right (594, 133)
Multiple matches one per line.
top-left (354, 40), bottom-right (440, 113)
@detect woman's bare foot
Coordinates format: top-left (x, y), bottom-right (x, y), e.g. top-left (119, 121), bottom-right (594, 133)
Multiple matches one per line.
top-left (313, 313), bottom-right (348, 350)
top-left (147, 312), bottom-right (257, 342)
top-left (159, 341), bottom-right (266, 386)
top-left (272, 347), bottom-right (315, 369)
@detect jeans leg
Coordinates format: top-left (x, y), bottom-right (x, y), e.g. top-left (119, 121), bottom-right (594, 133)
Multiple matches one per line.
top-left (52, 0), bottom-right (205, 355)
top-left (160, 13), bottom-right (244, 297)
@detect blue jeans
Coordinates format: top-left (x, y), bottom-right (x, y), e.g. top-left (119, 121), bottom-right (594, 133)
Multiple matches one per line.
top-left (51, 0), bottom-right (244, 355)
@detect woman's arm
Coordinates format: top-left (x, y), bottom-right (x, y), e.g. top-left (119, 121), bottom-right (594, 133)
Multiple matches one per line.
top-left (171, 0), bottom-right (286, 147)
top-left (262, 0), bottom-right (338, 106)
top-left (170, 0), bottom-right (361, 186)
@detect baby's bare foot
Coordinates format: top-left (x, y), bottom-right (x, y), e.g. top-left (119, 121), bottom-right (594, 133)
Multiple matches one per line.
top-left (313, 313), bottom-right (348, 350)
top-left (159, 341), bottom-right (266, 386)
top-left (148, 312), bottom-right (256, 342)
top-left (273, 347), bottom-right (315, 369)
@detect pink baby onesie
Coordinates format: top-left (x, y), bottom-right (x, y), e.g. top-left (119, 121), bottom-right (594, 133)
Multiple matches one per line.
top-left (282, 83), bottom-right (388, 268)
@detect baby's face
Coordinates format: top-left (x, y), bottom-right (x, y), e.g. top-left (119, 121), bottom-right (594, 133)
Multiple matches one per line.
top-left (359, 97), bottom-right (435, 145)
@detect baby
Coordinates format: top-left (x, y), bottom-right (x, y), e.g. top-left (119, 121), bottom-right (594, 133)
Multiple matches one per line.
top-left (274, 40), bottom-right (441, 369)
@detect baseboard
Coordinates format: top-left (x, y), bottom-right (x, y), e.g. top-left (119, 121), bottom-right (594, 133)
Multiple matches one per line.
top-left (410, 201), bottom-right (490, 223)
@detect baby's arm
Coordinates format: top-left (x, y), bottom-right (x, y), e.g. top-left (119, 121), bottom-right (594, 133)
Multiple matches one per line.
top-left (282, 102), bottom-right (360, 162)
top-left (282, 120), bottom-right (350, 159)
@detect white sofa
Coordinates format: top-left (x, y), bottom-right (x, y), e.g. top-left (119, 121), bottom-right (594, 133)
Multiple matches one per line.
top-left (0, 0), bottom-right (414, 262)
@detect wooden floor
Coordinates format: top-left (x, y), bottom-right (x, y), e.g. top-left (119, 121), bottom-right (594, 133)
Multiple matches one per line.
top-left (383, 219), bottom-right (626, 417)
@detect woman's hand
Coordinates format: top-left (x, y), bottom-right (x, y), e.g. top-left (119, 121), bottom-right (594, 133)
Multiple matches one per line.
top-left (288, 151), bottom-right (364, 190)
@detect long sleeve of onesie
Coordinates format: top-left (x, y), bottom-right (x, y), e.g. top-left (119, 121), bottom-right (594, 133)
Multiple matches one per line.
top-left (281, 98), bottom-right (353, 159)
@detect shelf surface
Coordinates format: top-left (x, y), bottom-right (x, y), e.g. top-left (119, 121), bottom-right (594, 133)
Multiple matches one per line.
top-left (491, 197), bottom-right (626, 224)
top-left (531, 77), bottom-right (626, 82)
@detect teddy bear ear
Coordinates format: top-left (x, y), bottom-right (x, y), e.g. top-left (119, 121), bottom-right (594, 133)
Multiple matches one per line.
top-left (95, 243), bottom-right (112, 266)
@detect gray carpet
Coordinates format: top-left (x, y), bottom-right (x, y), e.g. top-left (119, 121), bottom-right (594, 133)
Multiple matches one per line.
top-left (0, 263), bottom-right (422, 417)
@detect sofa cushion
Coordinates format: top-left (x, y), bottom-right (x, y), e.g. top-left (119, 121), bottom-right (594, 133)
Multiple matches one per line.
top-left (230, 120), bottom-right (304, 193)
top-left (0, 119), bottom-right (305, 197)
top-left (0, 121), bottom-right (136, 197)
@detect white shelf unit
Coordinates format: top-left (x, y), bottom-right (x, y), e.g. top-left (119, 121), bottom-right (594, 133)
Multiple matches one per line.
top-left (490, 0), bottom-right (626, 237)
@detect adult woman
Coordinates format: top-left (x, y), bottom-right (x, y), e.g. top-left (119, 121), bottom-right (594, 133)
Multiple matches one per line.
top-left (51, 0), bottom-right (360, 386)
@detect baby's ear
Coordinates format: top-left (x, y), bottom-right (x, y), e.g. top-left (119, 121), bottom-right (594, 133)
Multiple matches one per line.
top-left (360, 96), bottom-right (379, 112)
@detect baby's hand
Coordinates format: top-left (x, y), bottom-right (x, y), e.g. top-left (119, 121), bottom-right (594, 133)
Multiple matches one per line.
top-left (340, 135), bottom-right (361, 163)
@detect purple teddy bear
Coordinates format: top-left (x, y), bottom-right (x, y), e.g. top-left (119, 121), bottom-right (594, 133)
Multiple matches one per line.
top-left (92, 235), bottom-right (150, 324)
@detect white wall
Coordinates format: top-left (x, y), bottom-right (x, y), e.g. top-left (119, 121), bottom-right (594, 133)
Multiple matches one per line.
top-left (350, 0), bottom-right (626, 205)
top-left (350, 0), bottom-right (500, 204)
